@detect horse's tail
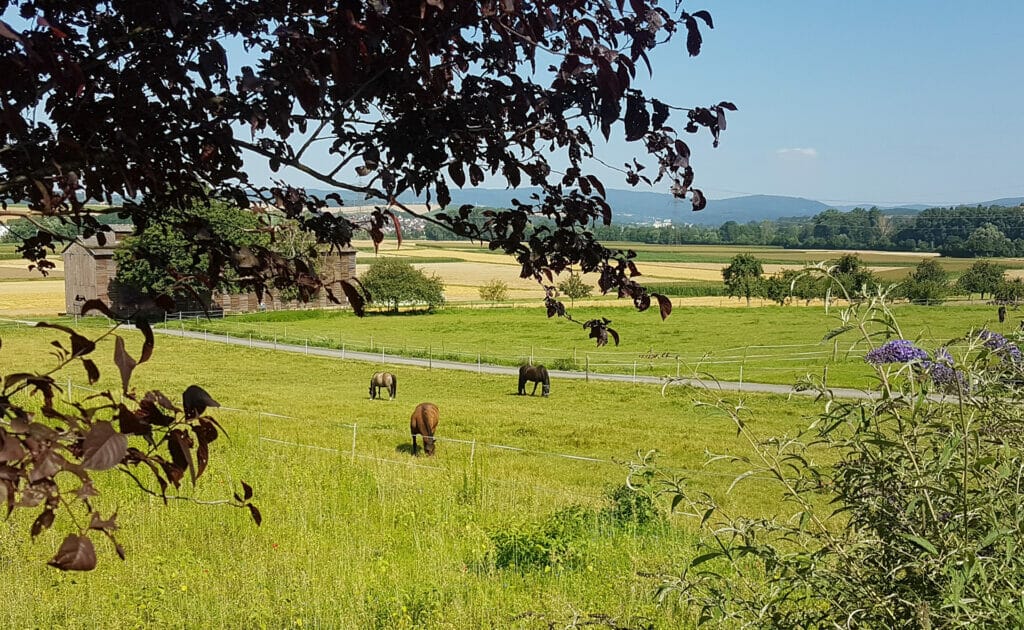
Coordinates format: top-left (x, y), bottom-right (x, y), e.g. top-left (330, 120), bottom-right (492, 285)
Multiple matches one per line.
top-left (390, 373), bottom-right (397, 398)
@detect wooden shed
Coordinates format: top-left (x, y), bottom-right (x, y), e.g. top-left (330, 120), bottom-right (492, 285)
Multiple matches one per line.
top-left (62, 225), bottom-right (134, 317)
top-left (62, 225), bottom-right (357, 317)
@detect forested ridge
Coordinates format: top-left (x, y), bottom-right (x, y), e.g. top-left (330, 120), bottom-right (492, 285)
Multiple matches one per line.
top-left (586, 204), bottom-right (1024, 255)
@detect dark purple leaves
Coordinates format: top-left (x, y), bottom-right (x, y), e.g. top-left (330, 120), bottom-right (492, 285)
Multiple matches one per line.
top-left (692, 10), bottom-right (714, 29)
top-left (48, 534), bottom-right (97, 571)
top-left (685, 16), bottom-right (703, 56)
top-left (35, 322), bottom-right (95, 357)
top-left (135, 319), bottom-right (154, 364)
top-left (248, 504), bottom-right (262, 526)
top-left (339, 279), bottom-right (367, 316)
top-left (182, 385), bottom-right (219, 420)
top-left (583, 318), bottom-right (620, 347)
top-left (113, 336), bottom-right (137, 395)
top-left (691, 188), bottom-right (707, 212)
top-left (81, 359), bottom-right (99, 384)
top-left (31, 508), bottom-right (55, 538)
top-left (653, 293), bottom-right (673, 320)
top-left (81, 422), bottom-right (128, 471)
top-left (623, 93), bottom-right (650, 142)
top-left (168, 429), bottom-right (196, 484)
top-left (80, 299), bottom-right (117, 319)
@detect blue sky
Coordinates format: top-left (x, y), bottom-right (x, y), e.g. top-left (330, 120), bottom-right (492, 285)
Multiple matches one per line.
top-left (258, 2), bottom-right (1022, 207)
top-left (628, 1), bottom-right (1024, 205)
top-left (8, 3), bottom-right (1018, 207)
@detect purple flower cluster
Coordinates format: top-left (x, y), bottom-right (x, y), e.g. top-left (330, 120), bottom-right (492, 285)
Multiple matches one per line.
top-left (864, 339), bottom-right (929, 365)
top-left (978, 330), bottom-right (1022, 362)
top-left (922, 348), bottom-right (966, 389)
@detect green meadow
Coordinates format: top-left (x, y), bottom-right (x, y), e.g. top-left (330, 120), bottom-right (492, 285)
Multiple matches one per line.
top-left (0, 321), bottom-right (824, 628)
top-left (167, 302), bottom-right (1008, 390)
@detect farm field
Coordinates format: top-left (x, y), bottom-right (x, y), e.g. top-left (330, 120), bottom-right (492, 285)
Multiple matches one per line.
top-left (166, 302), bottom-right (1010, 391)
top-left (0, 321), bottom-right (825, 628)
top-left (4, 239), bottom-right (1024, 317)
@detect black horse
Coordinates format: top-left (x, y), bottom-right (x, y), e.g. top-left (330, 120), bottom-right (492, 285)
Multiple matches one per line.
top-left (369, 371), bottom-right (397, 400)
top-left (518, 364), bottom-right (550, 397)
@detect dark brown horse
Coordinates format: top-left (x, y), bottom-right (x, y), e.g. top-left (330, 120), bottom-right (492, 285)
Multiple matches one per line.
top-left (410, 402), bottom-right (439, 456)
top-left (518, 364), bottom-right (550, 397)
top-left (369, 371), bottom-right (397, 400)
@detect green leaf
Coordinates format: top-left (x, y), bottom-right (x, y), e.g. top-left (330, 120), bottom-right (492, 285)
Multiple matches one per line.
top-left (900, 533), bottom-right (939, 555)
top-left (689, 551), bottom-right (724, 567)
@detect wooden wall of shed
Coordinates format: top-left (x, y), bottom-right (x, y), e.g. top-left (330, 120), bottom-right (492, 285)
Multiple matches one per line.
top-left (64, 245), bottom-right (357, 317)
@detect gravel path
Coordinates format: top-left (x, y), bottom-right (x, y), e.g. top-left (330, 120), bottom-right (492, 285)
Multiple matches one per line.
top-left (155, 327), bottom-right (877, 400)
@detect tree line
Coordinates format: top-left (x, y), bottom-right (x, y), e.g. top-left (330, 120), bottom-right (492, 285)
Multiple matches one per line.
top-left (588, 205), bottom-right (1024, 256)
top-left (721, 253), bottom-right (1024, 306)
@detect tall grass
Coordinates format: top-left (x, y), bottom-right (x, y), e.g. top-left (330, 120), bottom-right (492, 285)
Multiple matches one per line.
top-left (161, 303), bottom-right (1006, 389)
top-left (0, 323), bottom-right (822, 627)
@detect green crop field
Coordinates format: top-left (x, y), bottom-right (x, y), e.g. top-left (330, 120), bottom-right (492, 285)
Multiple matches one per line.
top-left (163, 301), bottom-right (1009, 390)
top-left (0, 321), bottom-right (826, 628)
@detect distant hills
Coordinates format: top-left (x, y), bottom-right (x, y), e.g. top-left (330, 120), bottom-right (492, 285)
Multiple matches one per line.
top-left (308, 187), bottom-right (1024, 227)
top-left (94, 187), bottom-right (1024, 228)
top-left (307, 187), bottom-right (832, 226)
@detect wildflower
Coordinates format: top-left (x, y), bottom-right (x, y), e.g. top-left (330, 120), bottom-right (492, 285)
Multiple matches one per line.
top-left (978, 330), bottom-right (1022, 362)
top-left (922, 348), bottom-right (966, 390)
top-left (864, 339), bottom-right (928, 365)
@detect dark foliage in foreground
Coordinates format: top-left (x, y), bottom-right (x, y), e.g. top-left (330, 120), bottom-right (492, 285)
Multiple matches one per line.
top-left (0, 1), bottom-right (726, 569)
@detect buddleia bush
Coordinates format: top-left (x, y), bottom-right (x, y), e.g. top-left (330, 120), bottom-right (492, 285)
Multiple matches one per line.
top-left (654, 283), bottom-right (1024, 628)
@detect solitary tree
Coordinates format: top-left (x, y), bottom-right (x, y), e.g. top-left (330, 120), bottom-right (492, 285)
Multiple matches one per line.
top-left (956, 260), bottom-right (1006, 300)
top-left (558, 273), bottom-right (594, 307)
top-left (722, 254), bottom-right (764, 306)
top-left (901, 258), bottom-right (950, 305)
top-left (360, 257), bottom-right (445, 313)
top-left (0, 2), bottom-right (724, 568)
top-left (478, 279), bottom-right (510, 305)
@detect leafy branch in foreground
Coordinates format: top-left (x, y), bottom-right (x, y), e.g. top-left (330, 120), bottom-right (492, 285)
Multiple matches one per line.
top-left (1, 1), bottom-right (727, 347)
top-left (0, 301), bottom-right (259, 571)
top-left (648, 277), bottom-right (1024, 627)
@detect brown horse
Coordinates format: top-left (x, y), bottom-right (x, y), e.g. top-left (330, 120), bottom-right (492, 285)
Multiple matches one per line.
top-left (369, 372), bottom-right (397, 400)
top-left (410, 402), bottom-right (439, 456)
top-left (518, 364), bottom-right (550, 397)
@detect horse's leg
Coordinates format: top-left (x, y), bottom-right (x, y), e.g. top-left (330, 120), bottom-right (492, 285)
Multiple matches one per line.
top-left (531, 381), bottom-right (539, 396)
top-left (411, 433), bottom-right (417, 455)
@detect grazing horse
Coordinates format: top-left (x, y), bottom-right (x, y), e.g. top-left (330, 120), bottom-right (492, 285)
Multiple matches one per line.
top-left (999, 305), bottom-right (1007, 323)
top-left (410, 402), bottom-right (439, 456)
top-left (369, 372), bottom-right (397, 400)
top-left (518, 364), bottom-right (550, 397)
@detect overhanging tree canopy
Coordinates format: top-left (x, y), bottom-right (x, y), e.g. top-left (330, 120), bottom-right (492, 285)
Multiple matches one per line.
top-left (1, 0), bottom-right (728, 334)
top-left (0, 1), bottom-right (729, 569)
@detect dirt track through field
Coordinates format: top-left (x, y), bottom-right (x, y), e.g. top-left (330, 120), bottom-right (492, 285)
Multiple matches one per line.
top-left (153, 326), bottom-right (879, 401)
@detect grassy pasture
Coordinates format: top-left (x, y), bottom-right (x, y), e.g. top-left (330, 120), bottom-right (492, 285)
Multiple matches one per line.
top-left (0, 322), bottom-right (824, 628)
top-left (166, 302), bottom-right (1008, 390)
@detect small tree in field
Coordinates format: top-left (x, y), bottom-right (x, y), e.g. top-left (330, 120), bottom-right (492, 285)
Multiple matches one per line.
top-left (558, 273), bottom-right (594, 307)
top-left (722, 254), bottom-right (764, 306)
top-left (478, 279), bottom-right (510, 304)
top-left (901, 258), bottom-right (950, 305)
top-left (956, 259), bottom-right (1005, 300)
top-left (360, 257), bottom-right (445, 313)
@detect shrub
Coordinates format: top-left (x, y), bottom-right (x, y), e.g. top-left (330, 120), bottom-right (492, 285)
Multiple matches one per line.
top-left (655, 282), bottom-right (1024, 628)
top-left (488, 506), bottom-right (594, 571)
top-left (601, 483), bottom-right (661, 529)
top-left (478, 278), bottom-right (510, 303)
